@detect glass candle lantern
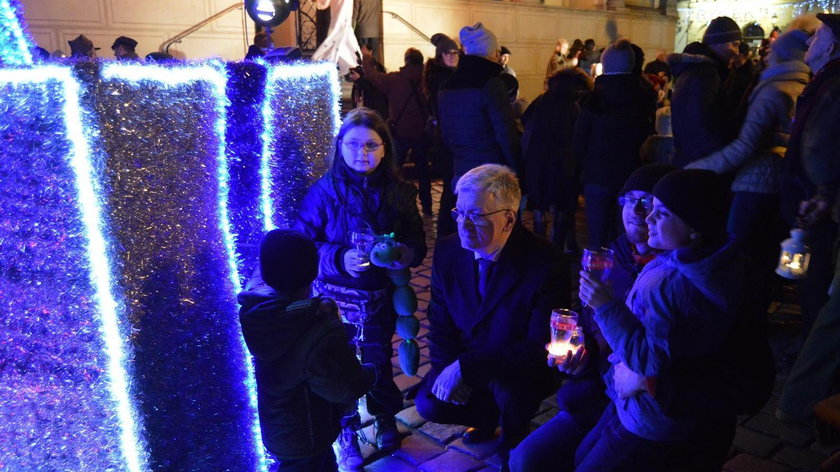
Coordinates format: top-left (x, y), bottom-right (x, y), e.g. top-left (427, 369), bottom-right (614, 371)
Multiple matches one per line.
top-left (548, 309), bottom-right (579, 358)
top-left (776, 229), bottom-right (811, 280)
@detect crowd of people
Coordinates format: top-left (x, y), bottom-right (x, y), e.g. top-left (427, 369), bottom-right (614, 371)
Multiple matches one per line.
top-left (237, 10), bottom-right (840, 472)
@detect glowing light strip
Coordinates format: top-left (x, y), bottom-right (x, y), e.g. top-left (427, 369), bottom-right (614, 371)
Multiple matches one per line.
top-left (259, 61), bottom-right (340, 231)
top-left (0, 66), bottom-right (146, 471)
top-left (0, 0), bottom-right (32, 65)
top-left (102, 62), bottom-right (267, 472)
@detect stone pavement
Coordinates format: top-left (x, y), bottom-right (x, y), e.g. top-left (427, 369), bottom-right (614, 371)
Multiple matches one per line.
top-left (354, 181), bottom-right (838, 472)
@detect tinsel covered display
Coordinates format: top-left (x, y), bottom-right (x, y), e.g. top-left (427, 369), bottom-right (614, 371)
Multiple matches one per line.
top-left (225, 62), bottom-right (268, 282)
top-left (261, 62), bottom-right (339, 230)
top-left (0, 0), bottom-right (31, 66)
top-left (1, 3), bottom-right (340, 470)
top-left (91, 62), bottom-right (264, 472)
top-left (0, 68), bottom-right (143, 471)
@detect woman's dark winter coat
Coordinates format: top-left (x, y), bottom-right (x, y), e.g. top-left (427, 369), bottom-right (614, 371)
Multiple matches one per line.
top-left (574, 73), bottom-right (655, 190)
top-left (521, 67), bottom-right (592, 209)
top-left (238, 294), bottom-right (375, 458)
top-left (437, 54), bottom-right (521, 179)
top-left (295, 153), bottom-right (426, 291)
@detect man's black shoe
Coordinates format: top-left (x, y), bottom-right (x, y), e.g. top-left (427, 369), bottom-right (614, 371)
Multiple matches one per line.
top-left (461, 426), bottom-right (496, 444)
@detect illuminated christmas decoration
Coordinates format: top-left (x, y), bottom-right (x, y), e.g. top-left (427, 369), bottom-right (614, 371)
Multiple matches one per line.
top-left (96, 62), bottom-right (266, 471)
top-left (0, 66), bottom-right (145, 471)
top-left (2, 3), bottom-right (339, 470)
top-left (260, 61), bottom-right (339, 231)
top-left (0, 0), bottom-right (32, 65)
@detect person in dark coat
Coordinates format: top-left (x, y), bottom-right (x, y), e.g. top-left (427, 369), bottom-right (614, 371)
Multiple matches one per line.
top-left (521, 67), bottom-right (593, 251)
top-left (668, 16), bottom-right (746, 167)
top-left (424, 33), bottom-right (461, 237)
top-left (360, 47), bottom-right (432, 215)
top-left (643, 50), bottom-right (671, 81)
top-left (352, 0), bottom-right (382, 63)
top-left (415, 164), bottom-right (569, 459)
top-left (778, 13), bottom-right (840, 425)
top-left (295, 108), bottom-right (426, 470)
top-left (574, 39), bottom-right (655, 248)
top-left (509, 164), bottom-right (673, 472)
top-left (238, 229), bottom-right (376, 472)
top-left (438, 23), bottom-right (521, 183)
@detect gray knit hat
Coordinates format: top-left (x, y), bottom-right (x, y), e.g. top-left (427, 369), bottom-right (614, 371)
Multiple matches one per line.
top-left (703, 17), bottom-right (742, 45)
top-left (459, 22), bottom-right (498, 57)
top-left (601, 39), bottom-right (635, 74)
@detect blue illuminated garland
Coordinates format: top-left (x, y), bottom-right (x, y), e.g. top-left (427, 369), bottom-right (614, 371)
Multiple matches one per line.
top-left (226, 61), bottom-right (268, 281)
top-left (97, 62), bottom-right (265, 472)
top-left (0, 66), bottom-right (144, 471)
top-left (0, 0), bottom-right (32, 66)
top-left (260, 61), bottom-right (340, 230)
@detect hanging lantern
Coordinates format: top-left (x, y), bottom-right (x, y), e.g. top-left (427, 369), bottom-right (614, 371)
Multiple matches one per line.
top-left (776, 229), bottom-right (812, 279)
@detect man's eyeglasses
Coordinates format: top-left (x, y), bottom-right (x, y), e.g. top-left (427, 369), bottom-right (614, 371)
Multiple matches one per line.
top-left (618, 195), bottom-right (654, 211)
top-left (451, 208), bottom-right (511, 225)
top-left (342, 140), bottom-right (384, 153)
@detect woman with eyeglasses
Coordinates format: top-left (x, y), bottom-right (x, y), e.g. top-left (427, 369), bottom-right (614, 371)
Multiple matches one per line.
top-left (295, 107), bottom-right (426, 470)
top-left (575, 169), bottom-right (767, 471)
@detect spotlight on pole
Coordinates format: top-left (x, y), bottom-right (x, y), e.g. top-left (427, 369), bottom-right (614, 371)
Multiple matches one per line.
top-left (244, 0), bottom-right (298, 28)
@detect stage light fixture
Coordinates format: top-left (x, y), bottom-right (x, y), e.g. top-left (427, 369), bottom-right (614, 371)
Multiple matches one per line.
top-left (245, 0), bottom-right (299, 27)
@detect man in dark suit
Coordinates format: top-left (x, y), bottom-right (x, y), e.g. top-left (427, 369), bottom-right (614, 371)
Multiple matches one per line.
top-left (416, 164), bottom-right (569, 456)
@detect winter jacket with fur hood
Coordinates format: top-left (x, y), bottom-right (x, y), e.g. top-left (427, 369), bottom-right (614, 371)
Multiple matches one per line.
top-left (687, 60), bottom-right (810, 194)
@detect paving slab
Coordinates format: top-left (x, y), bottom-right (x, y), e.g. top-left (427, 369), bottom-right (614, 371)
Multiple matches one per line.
top-left (364, 455), bottom-right (416, 472)
top-left (396, 405), bottom-right (428, 428)
top-left (773, 446), bottom-right (828, 471)
top-left (448, 437), bottom-right (500, 460)
top-left (393, 432), bottom-right (446, 465)
top-left (417, 449), bottom-right (485, 472)
top-left (745, 413), bottom-right (815, 447)
top-left (732, 425), bottom-right (783, 457)
top-left (418, 421), bottom-right (467, 444)
top-left (723, 453), bottom-right (794, 472)
top-left (394, 373), bottom-right (423, 393)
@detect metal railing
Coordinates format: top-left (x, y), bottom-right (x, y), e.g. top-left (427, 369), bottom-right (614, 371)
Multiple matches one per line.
top-left (159, 3), bottom-right (246, 54)
top-left (383, 10), bottom-right (430, 42)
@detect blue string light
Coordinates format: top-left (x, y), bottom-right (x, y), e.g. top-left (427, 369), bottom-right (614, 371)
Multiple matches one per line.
top-left (0, 0), bottom-right (32, 66)
top-left (100, 62), bottom-right (266, 472)
top-left (0, 66), bottom-right (145, 471)
top-left (260, 61), bottom-right (340, 231)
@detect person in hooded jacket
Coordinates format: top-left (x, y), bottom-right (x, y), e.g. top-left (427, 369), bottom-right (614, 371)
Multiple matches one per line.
top-left (521, 67), bottom-right (593, 251)
top-left (577, 170), bottom-right (749, 471)
top-left (668, 16), bottom-right (747, 166)
top-left (686, 29), bottom-right (812, 310)
top-left (238, 229), bottom-right (376, 472)
top-left (574, 39), bottom-right (655, 248)
top-left (295, 107), bottom-right (426, 470)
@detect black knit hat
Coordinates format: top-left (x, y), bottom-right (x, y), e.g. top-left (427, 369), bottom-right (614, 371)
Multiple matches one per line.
top-left (259, 229), bottom-right (319, 293)
top-left (703, 17), bottom-right (742, 45)
top-left (500, 45), bottom-right (511, 55)
top-left (620, 163), bottom-right (677, 196)
top-left (817, 13), bottom-right (840, 40)
top-left (652, 169), bottom-right (727, 242)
